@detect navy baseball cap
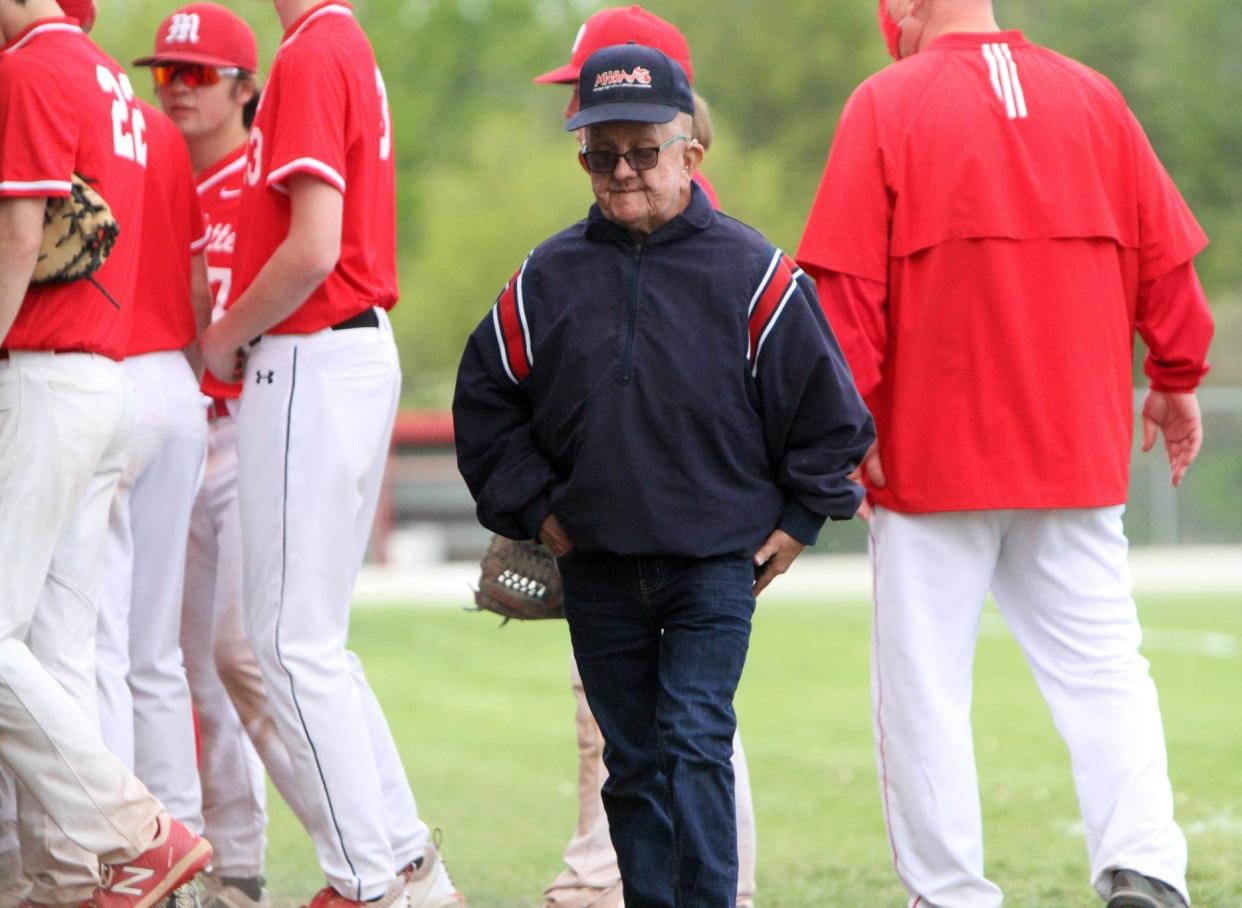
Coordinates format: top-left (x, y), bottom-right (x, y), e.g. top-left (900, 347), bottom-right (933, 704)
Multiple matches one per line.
top-left (565, 43), bottom-right (694, 131)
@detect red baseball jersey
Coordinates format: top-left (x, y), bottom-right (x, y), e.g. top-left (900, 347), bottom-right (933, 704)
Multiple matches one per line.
top-left (229, 0), bottom-right (397, 334)
top-left (798, 30), bottom-right (1213, 513)
top-left (0, 18), bottom-right (147, 358)
top-left (197, 146), bottom-right (246, 399)
top-left (126, 100), bottom-right (206, 356)
top-left (692, 171), bottom-right (719, 211)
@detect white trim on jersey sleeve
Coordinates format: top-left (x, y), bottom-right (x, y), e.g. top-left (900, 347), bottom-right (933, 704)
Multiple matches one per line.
top-left (0, 178), bottom-right (72, 195)
top-left (282, 4), bottom-right (353, 47)
top-left (190, 231), bottom-right (210, 254)
top-left (1, 22), bottom-right (81, 56)
top-left (266, 157), bottom-right (346, 194)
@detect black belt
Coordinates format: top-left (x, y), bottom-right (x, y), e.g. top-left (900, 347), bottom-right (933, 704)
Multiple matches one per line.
top-left (249, 308), bottom-right (379, 347)
top-left (331, 308), bottom-right (379, 331)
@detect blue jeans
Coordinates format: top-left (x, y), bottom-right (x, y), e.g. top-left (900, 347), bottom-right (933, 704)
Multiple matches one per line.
top-left (559, 553), bottom-right (756, 908)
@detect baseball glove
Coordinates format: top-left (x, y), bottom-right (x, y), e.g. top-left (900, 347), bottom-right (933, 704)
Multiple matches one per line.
top-left (471, 535), bottom-right (564, 624)
top-left (32, 173), bottom-right (121, 307)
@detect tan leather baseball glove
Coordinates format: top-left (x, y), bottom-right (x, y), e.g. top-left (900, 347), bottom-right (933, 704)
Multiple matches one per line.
top-left (471, 535), bottom-right (565, 624)
top-left (33, 173), bottom-right (120, 307)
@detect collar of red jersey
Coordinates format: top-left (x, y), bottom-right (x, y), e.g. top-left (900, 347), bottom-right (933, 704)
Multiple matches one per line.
top-left (0, 17), bottom-right (80, 55)
top-left (196, 144), bottom-right (248, 195)
top-left (281, 0), bottom-right (354, 46)
top-left (926, 29), bottom-right (1028, 52)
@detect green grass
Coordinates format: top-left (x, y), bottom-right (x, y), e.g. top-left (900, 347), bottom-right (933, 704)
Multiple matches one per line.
top-left (262, 596), bottom-right (1242, 907)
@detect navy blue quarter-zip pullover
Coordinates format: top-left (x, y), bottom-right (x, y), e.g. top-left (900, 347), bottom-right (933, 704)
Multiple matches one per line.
top-left (454, 184), bottom-right (874, 558)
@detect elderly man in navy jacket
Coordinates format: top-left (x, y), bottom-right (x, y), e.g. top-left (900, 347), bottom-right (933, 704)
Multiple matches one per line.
top-left (454, 44), bottom-right (873, 908)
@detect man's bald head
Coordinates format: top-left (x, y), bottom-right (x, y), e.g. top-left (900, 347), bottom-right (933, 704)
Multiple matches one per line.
top-left (882, 0), bottom-right (998, 59)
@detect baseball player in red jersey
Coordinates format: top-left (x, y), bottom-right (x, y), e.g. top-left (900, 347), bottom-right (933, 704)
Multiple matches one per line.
top-left (198, 2), bottom-right (464, 906)
top-left (532, 8), bottom-right (753, 908)
top-left (797, 2), bottom-right (1214, 906)
top-left (0, 0), bottom-right (212, 904)
top-left (94, 91), bottom-right (213, 889)
top-left (135, 7), bottom-right (315, 905)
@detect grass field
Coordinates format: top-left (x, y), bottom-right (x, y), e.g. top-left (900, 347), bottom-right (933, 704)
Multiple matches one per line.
top-left (261, 595), bottom-right (1242, 907)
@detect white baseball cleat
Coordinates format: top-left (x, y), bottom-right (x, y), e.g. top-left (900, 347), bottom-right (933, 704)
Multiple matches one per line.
top-left (400, 843), bottom-right (465, 908)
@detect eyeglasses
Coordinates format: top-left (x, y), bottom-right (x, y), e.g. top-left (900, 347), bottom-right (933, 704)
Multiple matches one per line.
top-left (151, 63), bottom-right (244, 89)
top-left (579, 134), bottom-right (689, 174)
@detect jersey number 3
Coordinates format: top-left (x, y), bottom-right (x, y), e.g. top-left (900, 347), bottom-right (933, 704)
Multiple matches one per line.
top-left (96, 66), bottom-right (148, 166)
top-left (243, 68), bottom-right (393, 188)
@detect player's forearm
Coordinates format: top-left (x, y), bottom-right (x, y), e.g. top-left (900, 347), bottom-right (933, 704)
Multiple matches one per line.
top-left (182, 254), bottom-right (212, 379)
top-left (0, 198), bottom-right (44, 345)
top-left (0, 270), bottom-right (30, 345)
top-left (210, 239), bottom-right (331, 348)
top-left (190, 253), bottom-right (212, 334)
top-left (211, 175), bottom-right (343, 348)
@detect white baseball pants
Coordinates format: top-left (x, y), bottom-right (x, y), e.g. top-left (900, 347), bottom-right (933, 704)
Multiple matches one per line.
top-left (182, 410), bottom-right (312, 877)
top-left (545, 656), bottom-right (758, 906)
top-left (0, 351), bottom-right (137, 901)
top-left (0, 640), bottom-right (163, 865)
top-left (869, 506), bottom-right (1188, 908)
top-left (96, 350), bottom-right (207, 835)
top-left (0, 782), bottom-right (15, 885)
top-left (237, 311), bottom-right (430, 900)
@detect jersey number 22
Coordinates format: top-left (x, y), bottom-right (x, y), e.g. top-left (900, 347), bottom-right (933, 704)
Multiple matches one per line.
top-left (96, 66), bottom-right (148, 166)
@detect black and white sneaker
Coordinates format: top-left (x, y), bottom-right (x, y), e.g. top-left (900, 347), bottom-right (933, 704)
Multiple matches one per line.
top-left (1107, 870), bottom-right (1188, 908)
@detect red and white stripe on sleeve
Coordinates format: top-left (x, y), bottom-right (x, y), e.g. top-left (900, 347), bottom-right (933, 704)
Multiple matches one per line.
top-left (748, 248), bottom-right (801, 376)
top-left (491, 255), bottom-right (534, 385)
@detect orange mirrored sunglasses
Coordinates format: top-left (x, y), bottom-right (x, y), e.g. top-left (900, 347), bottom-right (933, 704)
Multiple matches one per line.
top-left (151, 63), bottom-right (243, 89)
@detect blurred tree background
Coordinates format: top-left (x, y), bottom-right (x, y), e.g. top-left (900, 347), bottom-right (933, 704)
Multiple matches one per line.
top-left (96, 0), bottom-right (1242, 406)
